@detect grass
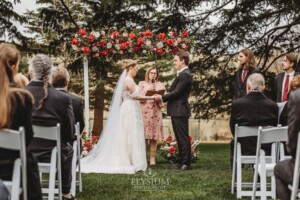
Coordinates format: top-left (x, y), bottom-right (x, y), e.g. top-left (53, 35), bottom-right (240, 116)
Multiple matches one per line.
top-left (77, 144), bottom-right (239, 200)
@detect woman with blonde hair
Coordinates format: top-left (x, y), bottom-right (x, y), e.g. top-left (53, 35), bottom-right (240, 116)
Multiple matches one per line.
top-left (138, 66), bottom-right (165, 165)
top-left (81, 59), bottom-right (154, 174)
top-left (0, 43), bottom-right (42, 200)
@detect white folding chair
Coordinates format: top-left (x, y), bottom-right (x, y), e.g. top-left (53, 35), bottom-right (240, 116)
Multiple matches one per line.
top-left (252, 126), bottom-right (288, 200)
top-left (71, 122), bottom-right (82, 197)
top-left (231, 125), bottom-right (273, 198)
top-left (290, 132), bottom-right (300, 200)
top-left (0, 127), bottom-right (27, 200)
top-left (33, 124), bottom-right (62, 200)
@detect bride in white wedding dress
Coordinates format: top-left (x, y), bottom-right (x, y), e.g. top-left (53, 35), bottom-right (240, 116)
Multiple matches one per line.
top-left (81, 60), bottom-right (155, 174)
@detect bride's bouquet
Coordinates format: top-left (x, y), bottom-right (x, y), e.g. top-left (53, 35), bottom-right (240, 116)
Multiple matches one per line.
top-left (159, 134), bottom-right (200, 163)
top-left (81, 132), bottom-right (99, 157)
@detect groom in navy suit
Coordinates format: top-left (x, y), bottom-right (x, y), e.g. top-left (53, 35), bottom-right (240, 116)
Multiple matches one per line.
top-left (154, 49), bottom-right (193, 171)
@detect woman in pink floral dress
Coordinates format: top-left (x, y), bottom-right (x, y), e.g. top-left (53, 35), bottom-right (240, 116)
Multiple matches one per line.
top-left (138, 66), bottom-right (165, 165)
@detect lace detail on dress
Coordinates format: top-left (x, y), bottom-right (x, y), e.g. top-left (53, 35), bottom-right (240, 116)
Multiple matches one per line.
top-left (123, 85), bottom-right (139, 100)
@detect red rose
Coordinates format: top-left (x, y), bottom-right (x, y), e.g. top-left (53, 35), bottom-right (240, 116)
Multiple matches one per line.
top-left (158, 33), bottom-right (166, 40)
top-left (137, 38), bottom-right (144, 45)
top-left (100, 39), bottom-right (106, 47)
top-left (169, 146), bottom-right (176, 154)
top-left (140, 32), bottom-right (144, 37)
top-left (85, 140), bottom-right (92, 148)
top-left (173, 32), bottom-right (177, 37)
top-left (79, 28), bottom-right (86, 36)
top-left (144, 29), bottom-right (152, 37)
top-left (92, 136), bottom-right (99, 141)
top-left (112, 31), bottom-right (119, 38)
top-left (156, 48), bottom-right (163, 54)
top-left (72, 38), bottom-right (79, 45)
top-left (102, 50), bottom-right (109, 56)
top-left (82, 132), bottom-right (87, 135)
top-left (88, 35), bottom-right (94, 42)
top-left (119, 38), bottom-right (125, 43)
top-left (166, 39), bottom-right (175, 46)
top-left (83, 47), bottom-right (90, 54)
top-left (134, 45), bottom-right (141, 52)
top-left (182, 30), bottom-right (188, 37)
top-left (189, 135), bottom-right (193, 142)
top-left (129, 32), bottom-right (135, 40)
top-left (167, 135), bottom-right (173, 142)
top-left (120, 42), bottom-right (128, 50)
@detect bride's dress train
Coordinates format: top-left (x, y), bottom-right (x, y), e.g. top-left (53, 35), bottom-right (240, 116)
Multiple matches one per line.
top-left (80, 71), bottom-right (147, 174)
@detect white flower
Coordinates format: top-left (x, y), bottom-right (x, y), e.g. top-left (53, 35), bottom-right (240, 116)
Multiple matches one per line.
top-left (123, 32), bottom-right (128, 37)
top-left (145, 40), bottom-right (151, 46)
top-left (72, 45), bottom-right (78, 51)
top-left (156, 42), bottom-right (164, 48)
top-left (106, 43), bottom-right (112, 49)
top-left (177, 38), bottom-right (182, 42)
top-left (173, 41), bottom-right (178, 47)
top-left (181, 44), bottom-right (187, 49)
top-left (94, 32), bottom-right (100, 38)
top-left (142, 50), bottom-right (147, 54)
top-left (168, 31), bottom-right (173, 37)
top-left (101, 31), bottom-right (105, 36)
top-left (114, 44), bottom-right (120, 50)
top-left (170, 141), bottom-right (177, 146)
top-left (92, 46), bottom-right (98, 52)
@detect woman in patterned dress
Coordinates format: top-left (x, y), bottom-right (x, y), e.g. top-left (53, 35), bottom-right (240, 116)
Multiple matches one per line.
top-left (138, 66), bottom-right (166, 165)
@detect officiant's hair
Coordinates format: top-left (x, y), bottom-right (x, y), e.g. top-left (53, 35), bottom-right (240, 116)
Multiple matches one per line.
top-left (175, 49), bottom-right (189, 65)
top-left (145, 66), bottom-right (159, 82)
top-left (29, 54), bottom-right (53, 110)
top-left (122, 59), bottom-right (137, 71)
top-left (52, 67), bottom-right (70, 88)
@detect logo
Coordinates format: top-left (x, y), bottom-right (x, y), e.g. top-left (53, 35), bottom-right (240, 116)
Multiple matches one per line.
top-left (131, 168), bottom-right (171, 191)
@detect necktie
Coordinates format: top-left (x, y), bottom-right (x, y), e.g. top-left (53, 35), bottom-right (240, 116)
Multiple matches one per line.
top-left (242, 69), bottom-right (248, 83)
top-left (282, 74), bottom-right (290, 102)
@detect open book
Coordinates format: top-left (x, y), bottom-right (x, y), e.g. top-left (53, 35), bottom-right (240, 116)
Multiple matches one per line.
top-left (145, 89), bottom-right (165, 96)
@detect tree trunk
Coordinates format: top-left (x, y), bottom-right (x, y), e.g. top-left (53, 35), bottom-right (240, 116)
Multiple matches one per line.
top-left (92, 82), bottom-right (105, 136)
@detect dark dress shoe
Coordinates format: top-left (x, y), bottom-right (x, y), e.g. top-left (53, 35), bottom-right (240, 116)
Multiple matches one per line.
top-left (180, 164), bottom-right (192, 171)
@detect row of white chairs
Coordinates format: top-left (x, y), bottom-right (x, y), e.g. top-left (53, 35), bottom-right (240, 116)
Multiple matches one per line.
top-left (231, 125), bottom-right (289, 199)
top-left (0, 122), bottom-right (82, 200)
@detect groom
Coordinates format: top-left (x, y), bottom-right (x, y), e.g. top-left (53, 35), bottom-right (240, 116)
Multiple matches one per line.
top-left (154, 49), bottom-right (193, 171)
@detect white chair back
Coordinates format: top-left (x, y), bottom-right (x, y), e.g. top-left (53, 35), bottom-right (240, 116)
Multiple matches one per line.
top-left (33, 124), bottom-right (62, 200)
top-left (252, 126), bottom-right (288, 200)
top-left (0, 127), bottom-right (27, 200)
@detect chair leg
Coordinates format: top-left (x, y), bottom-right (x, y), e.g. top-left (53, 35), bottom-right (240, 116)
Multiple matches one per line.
top-left (237, 156), bottom-right (242, 198)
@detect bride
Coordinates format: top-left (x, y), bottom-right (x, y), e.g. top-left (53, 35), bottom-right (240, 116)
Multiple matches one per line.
top-left (81, 59), bottom-right (155, 174)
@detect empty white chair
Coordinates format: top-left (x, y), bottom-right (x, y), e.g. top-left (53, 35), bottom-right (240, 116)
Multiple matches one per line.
top-left (252, 126), bottom-right (288, 200)
top-left (0, 127), bottom-right (27, 200)
top-left (71, 122), bottom-right (82, 196)
top-left (231, 125), bottom-right (273, 198)
top-left (33, 124), bottom-right (62, 200)
top-left (290, 132), bottom-right (300, 200)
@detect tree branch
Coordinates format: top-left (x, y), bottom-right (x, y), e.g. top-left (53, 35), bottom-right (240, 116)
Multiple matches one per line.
top-left (58, 0), bottom-right (79, 29)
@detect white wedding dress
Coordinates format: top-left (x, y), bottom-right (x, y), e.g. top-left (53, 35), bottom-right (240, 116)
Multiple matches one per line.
top-left (81, 71), bottom-right (147, 174)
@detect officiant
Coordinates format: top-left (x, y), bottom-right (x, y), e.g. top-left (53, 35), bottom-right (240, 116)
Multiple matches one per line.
top-left (138, 66), bottom-right (166, 165)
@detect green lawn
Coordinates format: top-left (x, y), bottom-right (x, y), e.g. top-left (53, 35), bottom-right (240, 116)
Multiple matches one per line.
top-left (77, 144), bottom-right (239, 200)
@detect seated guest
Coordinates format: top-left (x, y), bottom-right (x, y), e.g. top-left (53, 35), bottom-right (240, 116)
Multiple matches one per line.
top-left (0, 43), bottom-right (42, 200)
top-left (52, 67), bottom-right (85, 133)
top-left (274, 79), bottom-right (300, 200)
top-left (230, 73), bottom-right (278, 165)
top-left (26, 54), bottom-right (75, 200)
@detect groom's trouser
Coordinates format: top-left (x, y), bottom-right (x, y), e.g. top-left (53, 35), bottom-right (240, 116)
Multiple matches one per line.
top-left (171, 117), bottom-right (191, 165)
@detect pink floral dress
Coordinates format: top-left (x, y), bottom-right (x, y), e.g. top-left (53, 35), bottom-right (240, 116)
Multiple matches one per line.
top-left (138, 81), bottom-right (165, 141)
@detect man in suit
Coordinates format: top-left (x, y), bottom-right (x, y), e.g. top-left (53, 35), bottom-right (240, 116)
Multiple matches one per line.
top-left (52, 67), bottom-right (85, 133)
top-left (274, 89), bottom-right (300, 200)
top-left (230, 73), bottom-right (278, 166)
top-left (26, 54), bottom-right (75, 200)
top-left (274, 53), bottom-right (299, 102)
top-left (154, 49), bottom-right (193, 171)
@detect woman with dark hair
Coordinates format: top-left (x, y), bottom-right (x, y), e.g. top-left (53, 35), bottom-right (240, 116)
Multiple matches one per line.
top-left (0, 43), bottom-right (42, 200)
top-left (138, 66), bottom-right (165, 165)
top-left (233, 48), bottom-right (260, 100)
